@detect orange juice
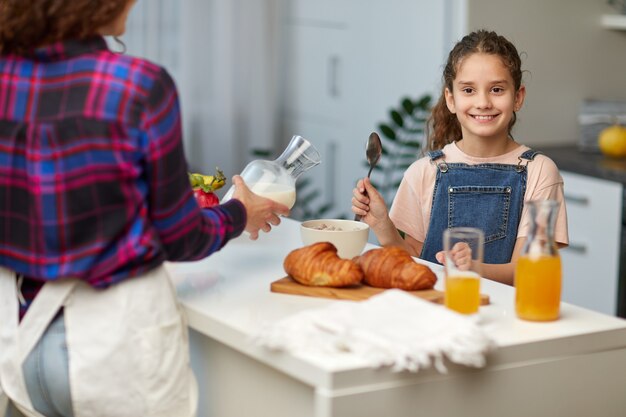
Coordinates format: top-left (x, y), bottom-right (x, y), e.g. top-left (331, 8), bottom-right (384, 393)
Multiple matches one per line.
top-left (445, 272), bottom-right (481, 314)
top-left (515, 255), bottom-right (561, 321)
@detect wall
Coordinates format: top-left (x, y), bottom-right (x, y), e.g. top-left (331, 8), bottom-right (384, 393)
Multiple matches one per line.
top-left (467, 0), bottom-right (626, 146)
top-left (123, 1), bottom-right (285, 183)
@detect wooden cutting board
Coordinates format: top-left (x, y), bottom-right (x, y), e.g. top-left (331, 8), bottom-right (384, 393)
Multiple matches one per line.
top-left (271, 277), bottom-right (490, 305)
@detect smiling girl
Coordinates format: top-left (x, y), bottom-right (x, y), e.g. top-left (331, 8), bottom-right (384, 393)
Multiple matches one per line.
top-left (352, 30), bottom-right (568, 285)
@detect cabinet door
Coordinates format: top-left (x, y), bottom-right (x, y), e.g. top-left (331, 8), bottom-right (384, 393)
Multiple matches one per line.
top-left (283, 23), bottom-right (346, 124)
top-left (560, 171), bottom-right (622, 315)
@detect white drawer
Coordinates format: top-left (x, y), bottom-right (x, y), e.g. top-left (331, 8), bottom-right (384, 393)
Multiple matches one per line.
top-left (560, 171), bottom-right (622, 315)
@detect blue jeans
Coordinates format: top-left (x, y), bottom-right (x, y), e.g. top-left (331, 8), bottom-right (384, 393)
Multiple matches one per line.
top-left (5, 312), bottom-right (74, 417)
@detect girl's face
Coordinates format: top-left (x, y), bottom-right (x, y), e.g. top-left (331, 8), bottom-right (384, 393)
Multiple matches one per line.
top-left (444, 52), bottom-right (525, 143)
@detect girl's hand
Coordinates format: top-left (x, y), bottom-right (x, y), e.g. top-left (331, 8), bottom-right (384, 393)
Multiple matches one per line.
top-left (351, 177), bottom-right (388, 228)
top-left (231, 175), bottom-right (290, 240)
top-left (435, 242), bottom-right (472, 270)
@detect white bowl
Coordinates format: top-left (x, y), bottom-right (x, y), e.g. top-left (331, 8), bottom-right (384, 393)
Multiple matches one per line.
top-left (300, 219), bottom-right (370, 259)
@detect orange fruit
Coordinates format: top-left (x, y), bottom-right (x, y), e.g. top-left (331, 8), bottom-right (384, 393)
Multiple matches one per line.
top-left (599, 124), bottom-right (626, 158)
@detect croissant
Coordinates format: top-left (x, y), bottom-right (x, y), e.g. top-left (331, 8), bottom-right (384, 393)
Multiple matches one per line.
top-left (357, 246), bottom-right (437, 290)
top-left (284, 242), bottom-right (364, 287)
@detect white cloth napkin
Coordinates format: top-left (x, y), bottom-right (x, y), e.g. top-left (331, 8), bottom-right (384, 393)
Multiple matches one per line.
top-left (253, 289), bottom-right (496, 373)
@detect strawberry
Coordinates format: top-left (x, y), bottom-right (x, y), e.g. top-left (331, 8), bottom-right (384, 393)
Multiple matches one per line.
top-left (188, 167), bottom-right (225, 208)
top-left (193, 189), bottom-right (219, 208)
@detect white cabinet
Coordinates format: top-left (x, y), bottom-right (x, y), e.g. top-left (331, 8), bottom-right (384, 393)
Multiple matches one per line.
top-left (283, 24), bottom-right (346, 124)
top-left (560, 171), bottom-right (623, 315)
top-left (282, 13), bottom-right (348, 216)
top-left (280, 0), bottom-right (455, 218)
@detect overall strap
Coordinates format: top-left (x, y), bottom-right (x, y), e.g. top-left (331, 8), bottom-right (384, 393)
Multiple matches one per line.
top-left (516, 149), bottom-right (542, 172)
top-left (519, 149), bottom-right (541, 160)
top-left (428, 150), bottom-right (449, 173)
top-left (428, 150), bottom-right (445, 161)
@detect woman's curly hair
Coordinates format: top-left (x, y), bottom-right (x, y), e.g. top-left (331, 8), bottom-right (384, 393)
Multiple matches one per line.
top-left (0, 0), bottom-right (129, 55)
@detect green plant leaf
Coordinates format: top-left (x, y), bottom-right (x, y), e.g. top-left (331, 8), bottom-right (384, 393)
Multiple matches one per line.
top-left (417, 95), bottom-right (433, 108)
top-left (251, 148), bottom-right (273, 157)
top-left (390, 110), bottom-right (404, 127)
top-left (401, 98), bottom-right (414, 114)
top-left (379, 124), bottom-right (396, 140)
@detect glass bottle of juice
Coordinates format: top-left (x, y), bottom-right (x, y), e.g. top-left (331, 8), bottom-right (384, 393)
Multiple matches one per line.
top-left (515, 200), bottom-right (562, 321)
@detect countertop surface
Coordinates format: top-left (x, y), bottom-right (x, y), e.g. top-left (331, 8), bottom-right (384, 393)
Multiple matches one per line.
top-left (539, 144), bottom-right (626, 184)
top-left (165, 217), bottom-right (626, 390)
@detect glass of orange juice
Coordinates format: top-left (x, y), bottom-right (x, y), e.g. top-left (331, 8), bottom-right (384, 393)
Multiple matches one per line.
top-left (515, 200), bottom-right (561, 321)
top-left (443, 227), bottom-right (484, 315)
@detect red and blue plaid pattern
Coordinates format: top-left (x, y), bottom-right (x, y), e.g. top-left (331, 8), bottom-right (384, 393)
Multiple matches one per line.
top-left (0, 37), bottom-right (246, 316)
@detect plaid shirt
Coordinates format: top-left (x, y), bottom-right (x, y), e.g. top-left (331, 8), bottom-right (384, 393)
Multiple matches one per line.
top-left (0, 37), bottom-right (246, 317)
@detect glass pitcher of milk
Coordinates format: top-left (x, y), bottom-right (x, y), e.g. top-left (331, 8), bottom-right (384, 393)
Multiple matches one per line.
top-left (222, 135), bottom-right (321, 208)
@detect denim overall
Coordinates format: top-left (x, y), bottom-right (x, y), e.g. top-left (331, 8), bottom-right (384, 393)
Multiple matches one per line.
top-left (420, 148), bottom-right (540, 264)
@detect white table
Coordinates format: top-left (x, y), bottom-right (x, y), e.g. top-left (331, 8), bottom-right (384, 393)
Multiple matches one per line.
top-left (166, 218), bottom-right (626, 417)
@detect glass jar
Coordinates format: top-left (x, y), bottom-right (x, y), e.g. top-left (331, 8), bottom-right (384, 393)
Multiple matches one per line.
top-left (222, 135), bottom-right (321, 208)
top-left (515, 199), bottom-right (562, 321)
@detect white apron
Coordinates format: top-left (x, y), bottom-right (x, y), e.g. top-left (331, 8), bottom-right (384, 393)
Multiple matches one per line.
top-left (0, 265), bottom-right (197, 417)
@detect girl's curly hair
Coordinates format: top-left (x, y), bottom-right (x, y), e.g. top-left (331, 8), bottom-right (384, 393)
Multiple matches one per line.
top-left (0, 0), bottom-right (129, 55)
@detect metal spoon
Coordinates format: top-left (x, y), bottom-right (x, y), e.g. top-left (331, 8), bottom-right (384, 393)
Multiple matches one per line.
top-left (354, 132), bottom-right (382, 221)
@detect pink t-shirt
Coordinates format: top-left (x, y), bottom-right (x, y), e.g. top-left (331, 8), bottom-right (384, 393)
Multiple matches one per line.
top-left (389, 142), bottom-right (569, 246)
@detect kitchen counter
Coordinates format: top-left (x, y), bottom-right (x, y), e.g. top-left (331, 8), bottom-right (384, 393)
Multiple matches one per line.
top-left (539, 144), bottom-right (626, 185)
top-left (166, 218), bottom-right (626, 417)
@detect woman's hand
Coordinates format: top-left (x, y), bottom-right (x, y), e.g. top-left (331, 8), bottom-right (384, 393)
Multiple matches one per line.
top-left (231, 175), bottom-right (290, 240)
top-left (351, 177), bottom-right (389, 229)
